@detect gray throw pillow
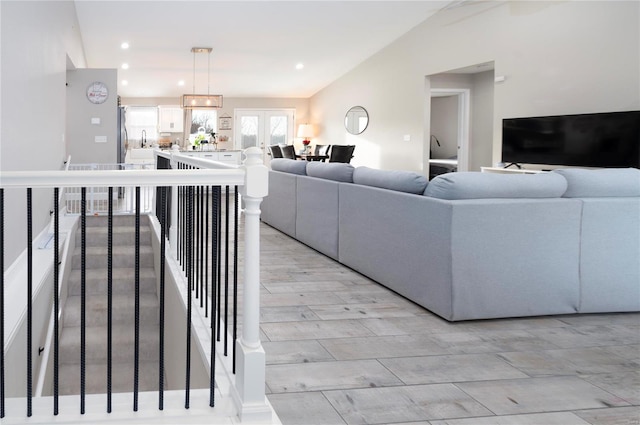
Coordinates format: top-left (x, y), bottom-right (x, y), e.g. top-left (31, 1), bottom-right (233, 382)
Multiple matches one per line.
top-left (553, 168), bottom-right (640, 197)
top-left (424, 171), bottom-right (568, 199)
top-left (270, 158), bottom-right (307, 175)
top-left (353, 166), bottom-right (428, 194)
top-left (306, 162), bottom-right (354, 182)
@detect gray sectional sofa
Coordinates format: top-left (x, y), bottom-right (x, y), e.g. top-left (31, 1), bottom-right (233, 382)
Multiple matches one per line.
top-left (261, 159), bottom-right (640, 321)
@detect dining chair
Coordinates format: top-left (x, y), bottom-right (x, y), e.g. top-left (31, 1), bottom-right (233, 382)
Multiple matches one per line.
top-left (314, 144), bottom-right (331, 156)
top-left (279, 144), bottom-right (296, 159)
top-left (268, 145), bottom-right (283, 158)
top-left (328, 145), bottom-right (355, 163)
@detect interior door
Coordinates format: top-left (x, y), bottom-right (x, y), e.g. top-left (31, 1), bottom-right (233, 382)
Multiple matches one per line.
top-left (235, 109), bottom-right (295, 163)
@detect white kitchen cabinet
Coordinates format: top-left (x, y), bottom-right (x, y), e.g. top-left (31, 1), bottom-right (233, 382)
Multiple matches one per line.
top-left (158, 106), bottom-right (184, 133)
top-left (180, 150), bottom-right (242, 165)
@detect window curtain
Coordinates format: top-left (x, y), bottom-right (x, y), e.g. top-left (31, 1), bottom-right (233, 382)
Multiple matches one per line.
top-left (182, 108), bottom-right (192, 150)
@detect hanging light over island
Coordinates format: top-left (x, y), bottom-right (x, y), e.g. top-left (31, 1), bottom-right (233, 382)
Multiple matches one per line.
top-left (181, 47), bottom-right (223, 109)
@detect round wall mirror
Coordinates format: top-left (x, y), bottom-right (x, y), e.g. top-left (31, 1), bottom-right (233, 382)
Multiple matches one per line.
top-left (345, 106), bottom-right (369, 135)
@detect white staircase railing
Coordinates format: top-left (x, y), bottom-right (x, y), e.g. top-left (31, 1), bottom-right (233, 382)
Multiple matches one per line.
top-left (0, 147), bottom-right (272, 423)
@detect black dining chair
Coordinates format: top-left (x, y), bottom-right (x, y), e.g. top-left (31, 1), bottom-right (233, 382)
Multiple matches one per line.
top-left (268, 145), bottom-right (283, 158)
top-left (314, 144), bottom-right (330, 156)
top-left (280, 144), bottom-right (296, 159)
top-left (313, 144), bottom-right (331, 162)
top-left (328, 145), bottom-right (355, 163)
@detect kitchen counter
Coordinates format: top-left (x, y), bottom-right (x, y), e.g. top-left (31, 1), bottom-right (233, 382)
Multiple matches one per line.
top-left (178, 150), bottom-right (243, 165)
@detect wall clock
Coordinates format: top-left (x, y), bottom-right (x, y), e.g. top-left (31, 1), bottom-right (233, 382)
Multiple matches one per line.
top-left (86, 81), bottom-right (109, 104)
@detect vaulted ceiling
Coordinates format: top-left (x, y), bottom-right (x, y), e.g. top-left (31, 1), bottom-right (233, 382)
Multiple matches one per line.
top-left (74, 1), bottom-right (456, 99)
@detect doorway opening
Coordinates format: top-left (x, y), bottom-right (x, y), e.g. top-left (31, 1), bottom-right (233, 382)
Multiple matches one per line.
top-left (427, 61), bottom-right (495, 178)
top-left (234, 108), bottom-right (295, 164)
top-left (430, 88), bottom-right (470, 176)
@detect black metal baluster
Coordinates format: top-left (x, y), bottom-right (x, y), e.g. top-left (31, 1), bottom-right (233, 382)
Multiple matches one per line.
top-left (80, 187), bottom-right (86, 414)
top-left (53, 188), bottom-right (60, 415)
top-left (107, 187), bottom-right (113, 413)
top-left (177, 166), bottom-right (182, 264)
top-left (233, 187), bottom-right (239, 373)
top-left (0, 189), bottom-right (4, 419)
top-left (224, 186), bottom-right (229, 356)
top-left (0, 189), bottom-right (5, 419)
top-left (216, 186), bottom-right (222, 342)
top-left (209, 187), bottom-right (217, 408)
top-left (211, 186), bottom-right (218, 330)
top-left (26, 189), bottom-right (33, 417)
top-left (185, 186), bottom-right (193, 409)
top-left (194, 185), bottom-right (199, 297)
top-left (133, 187), bottom-right (140, 411)
top-left (159, 187), bottom-right (166, 410)
top-left (199, 186), bottom-right (204, 308)
top-left (204, 186), bottom-right (209, 318)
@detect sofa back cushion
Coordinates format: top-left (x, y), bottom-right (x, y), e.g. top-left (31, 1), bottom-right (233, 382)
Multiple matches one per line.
top-left (424, 171), bottom-right (568, 200)
top-left (271, 158), bottom-right (307, 175)
top-left (353, 166), bottom-right (428, 194)
top-left (306, 162), bottom-right (354, 183)
top-left (553, 168), bottom-right (640, 197)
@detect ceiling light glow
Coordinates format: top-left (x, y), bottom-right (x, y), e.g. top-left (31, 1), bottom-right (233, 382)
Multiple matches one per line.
top-left (295, 63), bottom-right (304, 70)
top-left (121, 63), bottom-right (129, 70)
top-left (178, 80), bottom-right (185, 86)
top-left (121, 42), bottom-right (129, 49)
top-left (122, 80), bottom-right (128, 86)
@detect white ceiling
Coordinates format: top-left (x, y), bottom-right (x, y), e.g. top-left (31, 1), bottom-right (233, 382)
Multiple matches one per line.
top-left (74, 1), bottom-right (456, 99)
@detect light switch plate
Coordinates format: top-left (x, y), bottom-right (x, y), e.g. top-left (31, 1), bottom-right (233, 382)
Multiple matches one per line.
top-left (95, 136), bottom-right (107, 143)
top-left (403, 134), bottom-right (411, 142)
top-left (91, 117), bottom-right (101, 125)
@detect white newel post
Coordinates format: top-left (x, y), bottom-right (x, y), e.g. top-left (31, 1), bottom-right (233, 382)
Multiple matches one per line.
top-left (233, 147), bottom-right (271, 422)
top-left (169, 146), bottom-right (180, 258)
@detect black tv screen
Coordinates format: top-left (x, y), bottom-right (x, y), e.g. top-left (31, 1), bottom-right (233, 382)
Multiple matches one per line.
top-left (502, 111), bottom-right (640, 168)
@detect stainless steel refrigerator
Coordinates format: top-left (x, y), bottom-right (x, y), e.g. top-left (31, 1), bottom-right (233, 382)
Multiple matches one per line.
top-left (116, 106), bottom-right (127, 164)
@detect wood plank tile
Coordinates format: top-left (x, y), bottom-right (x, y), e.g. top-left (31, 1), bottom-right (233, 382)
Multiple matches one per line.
top-left (268, 392), bottom-right (346, 425)
top-left (261, 319), bottom-right (374, 341)
top-left (319, 334), bottom-right (451, 360)
top-left (324, 384), bottom-right (492, 424)
top-left (456, 376), bottom-right (630, 415)
top-left (380, 353), bottom-right (528, 385)
top-left (574, 406), bottom-right (640, 425)
top-left (429, 411), bottom-right (591, 424)
top-left (266, 360), bottom-right (402, 393)
top-left (263, 340), bottom-right (335, 365)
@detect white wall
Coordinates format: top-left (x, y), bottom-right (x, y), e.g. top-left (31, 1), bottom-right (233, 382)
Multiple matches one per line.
top-left (66, 69), bottom-right (118, 163)
top-left (0, 0), bottom-right (86, 268)
top-left (309, 1), bottom-right (640, 173)
top-left (470, 71), bottom-right (494, 171)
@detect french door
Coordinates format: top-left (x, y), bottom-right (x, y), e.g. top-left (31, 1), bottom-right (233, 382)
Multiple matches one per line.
top-left (234, 109), bottom-right (295, 163)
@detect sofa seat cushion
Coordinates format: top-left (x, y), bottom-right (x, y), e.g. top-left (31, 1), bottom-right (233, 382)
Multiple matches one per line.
top-left (271, 158), bottom-right (307, 175)
top-left (306, 162), bottom-right (354, 182)
top-left (353, 166), bottom-right (429, 194)
top-left (424, 172), bottom-right (567, 200)
top-left (553, 168), bottom-right (640, 197)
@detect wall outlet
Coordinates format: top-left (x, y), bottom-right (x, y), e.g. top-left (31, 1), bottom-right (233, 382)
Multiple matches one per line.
top-left (91, 117), bottom-right (101, 125)
top-left (95, 136), bottom-right (107, 143)
top-left (403, 134), bottom-right (411, 142)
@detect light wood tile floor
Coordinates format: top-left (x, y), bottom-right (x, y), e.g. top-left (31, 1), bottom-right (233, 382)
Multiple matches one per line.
top-left (258, 224), bottom-right (640, 425)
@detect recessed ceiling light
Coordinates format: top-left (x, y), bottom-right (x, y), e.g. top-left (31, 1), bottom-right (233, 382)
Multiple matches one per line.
top-left (121, 63), bottom-right (129, 70)
top-left (178, 80), bottom-right (185, 86)
top-left (121, 42), bottom-right (129, 50)
top-left (295, 63), bottom-right (304, 70)
top-left (122, 80), bottom-right (128, 86)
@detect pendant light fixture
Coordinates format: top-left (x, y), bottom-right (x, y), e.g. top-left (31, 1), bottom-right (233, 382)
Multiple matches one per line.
top-left (181, 47), bottom-right (223, 109)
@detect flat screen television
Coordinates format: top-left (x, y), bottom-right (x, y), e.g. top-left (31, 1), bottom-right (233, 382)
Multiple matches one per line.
top-left (502, 111), bottom-right (640, 168)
